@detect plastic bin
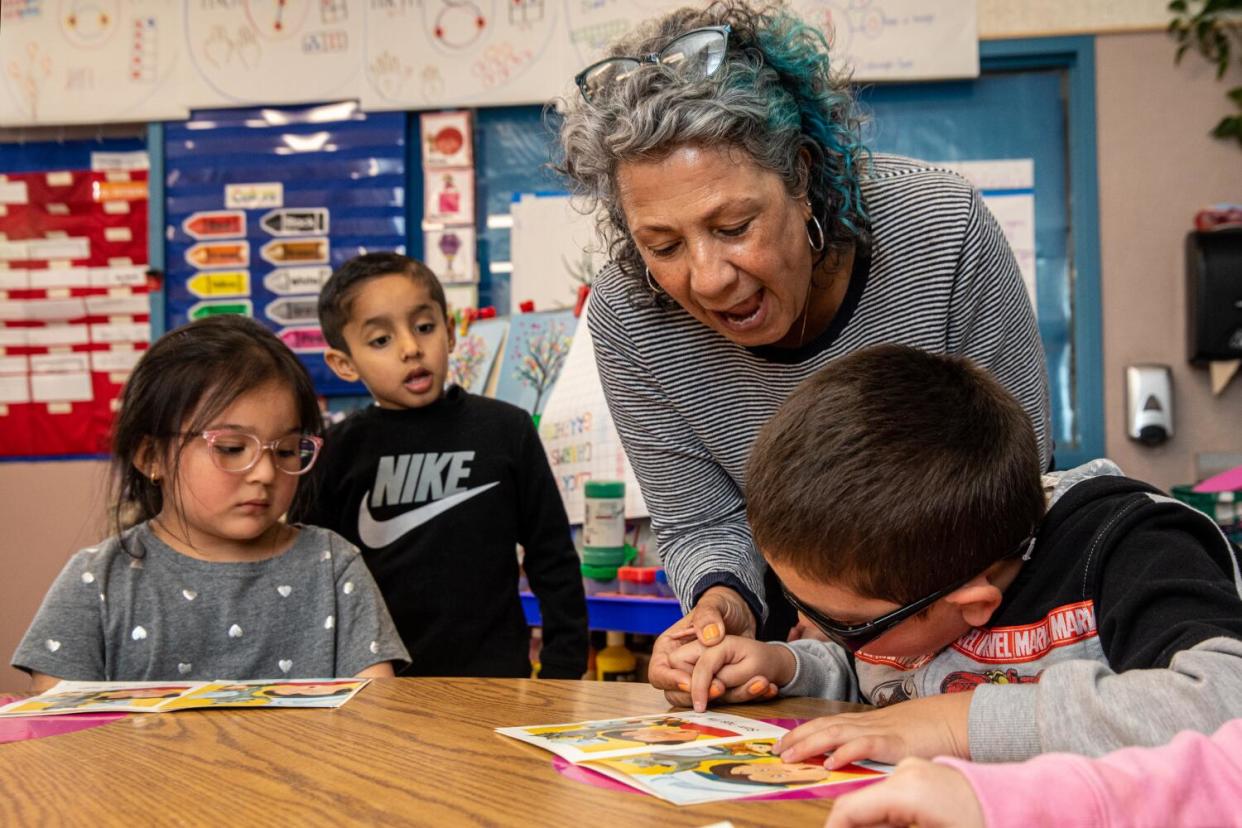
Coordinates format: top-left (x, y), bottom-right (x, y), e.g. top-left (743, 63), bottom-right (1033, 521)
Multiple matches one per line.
top-left (1171, 485), bottom-right (1242, 544)
top-left (618, 566), bottom-right (660, 596)
top-left (582, 563), bottom-right (619, 595)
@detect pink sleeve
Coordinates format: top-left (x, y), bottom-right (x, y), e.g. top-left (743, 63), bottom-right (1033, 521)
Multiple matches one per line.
top-left (935, 719), bottom-right (1242, 827)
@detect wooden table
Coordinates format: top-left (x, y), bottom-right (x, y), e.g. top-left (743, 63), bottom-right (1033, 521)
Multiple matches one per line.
top-left (0, 678), bottom-right (869, 826)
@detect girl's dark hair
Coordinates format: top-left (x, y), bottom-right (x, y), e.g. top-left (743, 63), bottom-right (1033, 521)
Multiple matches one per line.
top-left (110, 315), bottom-right (323, 540)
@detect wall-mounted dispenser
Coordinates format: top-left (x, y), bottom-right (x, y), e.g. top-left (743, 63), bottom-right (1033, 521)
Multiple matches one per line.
top-left (1126, 364), bottom-right (1173, 446)
top-left (1186, 229), bottom-right (1242, 363)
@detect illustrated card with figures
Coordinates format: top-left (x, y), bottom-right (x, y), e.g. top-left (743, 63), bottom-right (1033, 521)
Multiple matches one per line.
top-left (497, 711), bottom-right (889, 805)
top-left (0, 678), bottom-right (370, 716)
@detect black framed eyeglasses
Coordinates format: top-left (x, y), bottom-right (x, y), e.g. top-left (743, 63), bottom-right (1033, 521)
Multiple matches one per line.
top-left (781, 536), bottom-right (1035, 654)
top-left (574, 25), bottom-right (731, 104)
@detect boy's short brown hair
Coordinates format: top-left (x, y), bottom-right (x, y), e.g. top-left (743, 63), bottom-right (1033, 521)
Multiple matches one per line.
top-left (746, 344), bottom-right (1045, 604)
top-left (318, 252), bottom-right (447, 353)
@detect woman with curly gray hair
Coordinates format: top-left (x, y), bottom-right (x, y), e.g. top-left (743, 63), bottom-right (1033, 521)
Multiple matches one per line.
top-left (558, 0), bottom-right (1050, 710)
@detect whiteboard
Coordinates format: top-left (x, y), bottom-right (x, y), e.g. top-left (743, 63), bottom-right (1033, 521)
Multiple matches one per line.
top-left (509, 192), bottom-right (607, 314)
top-left (0, 0), bottom-right (186, 126)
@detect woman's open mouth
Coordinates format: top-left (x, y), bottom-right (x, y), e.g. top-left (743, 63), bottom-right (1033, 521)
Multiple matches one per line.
top-left (712, 290), bottom-right (767, 333)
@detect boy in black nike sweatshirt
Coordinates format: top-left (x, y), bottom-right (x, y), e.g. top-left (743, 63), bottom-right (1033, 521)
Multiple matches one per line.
top-left (291, 253), bottom-right (587, 679)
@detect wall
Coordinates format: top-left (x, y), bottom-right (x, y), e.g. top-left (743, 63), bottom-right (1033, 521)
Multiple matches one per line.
top-left (0, 460), bottom-right (109, 692)
top-left (1095, 32), bottom-right (1242, 490)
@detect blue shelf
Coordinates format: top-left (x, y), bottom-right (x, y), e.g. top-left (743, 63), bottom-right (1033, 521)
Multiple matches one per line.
top-left (521, 592), bottom-right (682, 635)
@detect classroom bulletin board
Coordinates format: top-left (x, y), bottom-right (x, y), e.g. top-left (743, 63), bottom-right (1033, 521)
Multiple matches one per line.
top-left (0, 136), bottom-right (151, 457)
top-left (162, 102), bottom-right (405, 396)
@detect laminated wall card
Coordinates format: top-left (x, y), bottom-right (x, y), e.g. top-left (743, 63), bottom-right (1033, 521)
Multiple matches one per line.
top-left (424, 226), bottom-right (476, 285)
top-left (163, 102), bottom-right (406, 396)
top-left (0, 139), bottom-right (151, 457)
top-left (420, 111), bottom-right (477, 302)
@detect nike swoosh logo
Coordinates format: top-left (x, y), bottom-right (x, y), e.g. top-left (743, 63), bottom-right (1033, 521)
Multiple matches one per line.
top-left (357, 483), bottom-right (499, 549)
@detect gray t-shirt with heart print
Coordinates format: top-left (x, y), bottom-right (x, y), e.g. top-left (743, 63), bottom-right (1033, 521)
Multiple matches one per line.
top-left (12, 522), bottom-right (410, 681)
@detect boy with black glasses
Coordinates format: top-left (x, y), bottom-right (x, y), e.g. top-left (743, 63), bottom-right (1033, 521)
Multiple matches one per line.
top-left (667, 345), bottom-right (1242, 766)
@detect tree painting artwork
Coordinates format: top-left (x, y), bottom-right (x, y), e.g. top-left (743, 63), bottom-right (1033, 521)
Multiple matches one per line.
top-left (493, 309), bottom-right (578, 418)
top-left (515, 319), bottom-right (569, 414)
top-left (450, 332), bottom-right (487, 389)
top-left (447, 318), bottom-right (508, 394)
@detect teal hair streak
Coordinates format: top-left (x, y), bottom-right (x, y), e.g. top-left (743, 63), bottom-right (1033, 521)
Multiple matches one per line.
top-left (755, 11), bottom-right (869, 240)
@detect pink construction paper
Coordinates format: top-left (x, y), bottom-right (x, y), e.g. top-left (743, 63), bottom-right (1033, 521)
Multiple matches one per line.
top-left (0, 696), bottom-right (126, 744)
top-left (550, 717), bottom-right (883, 802)
top-left (1194, 465), bottom-right (1242, 494)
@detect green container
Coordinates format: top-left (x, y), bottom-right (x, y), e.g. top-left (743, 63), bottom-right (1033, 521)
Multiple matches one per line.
top-left (1171, 485), bottom-right (1242, 544)
top-left (584, 480), bottom-right (627, 557)
top-left (581, 563), bottom-right (621, 580)
top-left (581, 543), bottom-right (637, 569)
top-left (584, 481), bottom-right (625, 499)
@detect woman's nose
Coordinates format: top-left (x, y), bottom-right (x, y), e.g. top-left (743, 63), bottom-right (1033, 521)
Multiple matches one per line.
top-left (686, 240), bottom-right (736, 300)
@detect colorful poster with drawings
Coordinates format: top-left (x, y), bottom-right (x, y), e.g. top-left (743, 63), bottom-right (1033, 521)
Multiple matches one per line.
top-left (496, 711), bottom-right (889, 805)
top-left (492, 308), bottom-right (576, 418)
top-left (181, 0), bottom-right (362, 107)
top-left (448, 318), bottom-right (507, 395)
top-left (363, 1), bottom-right (564, 110)
top-left (0, 1), bottom-right (979, 127)
top-left (537, 296), bottom-right (647, 520)
top-left (424, 226), bottom-right (477, 284)
top-left (0, 678), bottom-right (370, 716)
top-left (0, 0), bottom-right (185, 125)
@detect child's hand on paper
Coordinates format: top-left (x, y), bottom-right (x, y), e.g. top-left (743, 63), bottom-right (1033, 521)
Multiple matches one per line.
top-left (824, 757), bottom-right (983, 828)
top-left (666, 635), bottom-right (796, 712)
top-left (775, 691), bottom-right (974, 767)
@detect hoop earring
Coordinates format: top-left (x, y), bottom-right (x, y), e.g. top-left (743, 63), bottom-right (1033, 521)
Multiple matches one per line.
top-left (645, 267), bottom-right (664, 296)
top-left (149, 471), bottom-right (160, 485)
top-left (807, 214), bottom-right (826, 253)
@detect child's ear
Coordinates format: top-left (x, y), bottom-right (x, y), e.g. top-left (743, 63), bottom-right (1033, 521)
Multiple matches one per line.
top-left (133, 438), bottom-right (163, 482)
top-left (446, 320), bottom-right (457, 352)
top-left (323, 348), bottom-right (360, 383)
top-left (944, 578), bottom-right (1004, 628)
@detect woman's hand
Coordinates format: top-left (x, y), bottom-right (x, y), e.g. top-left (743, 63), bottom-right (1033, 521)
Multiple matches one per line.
top-left (775, 692), bottom-right (974, 767)
top-left (824, 758), bottom-right (984, 828)
top-left (666, 634), bottom-right (794, 713)
top-left (648, 586), bottom-right (760, 708)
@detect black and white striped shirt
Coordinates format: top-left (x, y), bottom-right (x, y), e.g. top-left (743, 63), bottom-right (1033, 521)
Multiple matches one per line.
top-left (588, 155), bottom-right (1051, 620)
